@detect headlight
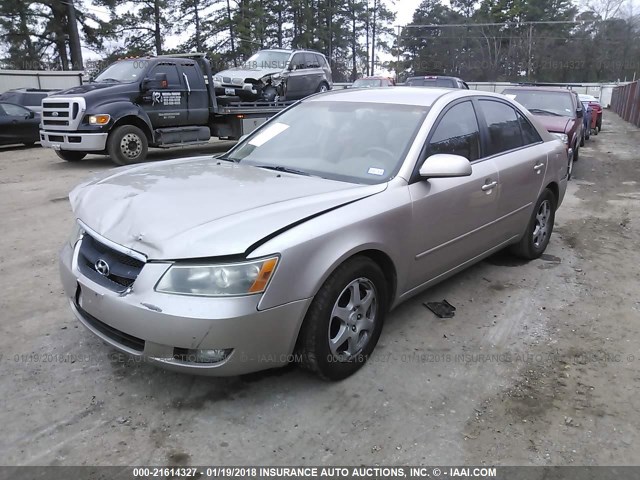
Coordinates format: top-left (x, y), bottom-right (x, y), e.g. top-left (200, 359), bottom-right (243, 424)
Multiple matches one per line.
top-left (213, 75), bottom-right (222, 82)
top-left (270, 73), bottom-right (281, 80)
top-left (88, 114), bottom-right (111, 125)
top-left (155, 257), bottom-right (279, 296)
top-left (68, 221), bottom-right (84, 247)
top-left (552, 132), bottom-right (569, 145)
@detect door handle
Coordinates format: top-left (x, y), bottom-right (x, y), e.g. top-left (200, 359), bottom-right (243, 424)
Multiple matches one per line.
top-left (534, 162), bottom-right (545, 173)
top-left (481, 181), bottom-right (498, 191)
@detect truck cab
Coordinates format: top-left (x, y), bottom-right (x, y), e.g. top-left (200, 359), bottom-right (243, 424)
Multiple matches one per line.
top-left (40, 56), bottom-right (216, 165)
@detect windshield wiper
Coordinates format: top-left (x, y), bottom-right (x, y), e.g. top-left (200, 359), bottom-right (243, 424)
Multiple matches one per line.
top-left (255, 165), bottom-right (312, 176)
top-left (98, 78), bottom-right (122, 83)
top-left (528, 108), bottom-right (562, 116)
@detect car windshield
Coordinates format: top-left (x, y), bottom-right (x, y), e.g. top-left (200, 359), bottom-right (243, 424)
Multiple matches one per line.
top-left (353, 79), bottom-right (383, 87)
top-left (244, 51), bottom-right (291, 70)
top-left (94, 60), bottom-right (144, 83)
top-left (503, 90), bottom-right (575, 117)
top-left (225, 101), bottom-right (428, 184)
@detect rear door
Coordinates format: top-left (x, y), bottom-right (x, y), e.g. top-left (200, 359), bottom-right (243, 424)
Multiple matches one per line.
top-left (179, 62), bottom-right (209, 125)
top-left (143, 62), bottom-right (189, 128)
top-left (475, 98), bottom-right (547, 239)
top-left (407, 100), bottom-right (500, 290)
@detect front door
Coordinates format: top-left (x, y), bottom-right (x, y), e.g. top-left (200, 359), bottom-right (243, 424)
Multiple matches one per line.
top-left (407, 100), bottom-right (500, 292)
top-left (284, 53), bottom-right (310, 100)
top-left (143, 62), bottom-right (189, 128)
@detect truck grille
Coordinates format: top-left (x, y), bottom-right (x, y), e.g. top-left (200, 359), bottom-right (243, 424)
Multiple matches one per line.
top-left (41, 97), bottom-right (85, 130)
top-left (78, 234), bottom-right (145, 293)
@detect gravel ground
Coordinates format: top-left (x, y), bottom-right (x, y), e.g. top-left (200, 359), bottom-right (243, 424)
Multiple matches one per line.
top-left (0, 118), bottom-right (639, 466)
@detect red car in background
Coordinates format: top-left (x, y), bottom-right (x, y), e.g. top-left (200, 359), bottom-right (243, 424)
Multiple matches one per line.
top-left (579, 94), bottom-right (603, 132)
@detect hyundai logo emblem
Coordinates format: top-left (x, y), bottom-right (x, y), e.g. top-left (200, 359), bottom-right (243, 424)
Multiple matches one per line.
top-left (95, 259), bottom-right (110, 276)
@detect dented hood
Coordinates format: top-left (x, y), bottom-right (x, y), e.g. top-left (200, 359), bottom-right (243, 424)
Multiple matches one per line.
top-left (70, 157), bottom-right (385, 260)
top-left (215, 67), bottom-right (282, 80)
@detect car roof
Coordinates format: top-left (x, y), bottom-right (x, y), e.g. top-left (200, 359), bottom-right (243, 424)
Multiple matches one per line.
top-left (406, 75), bottom-right (463, 81)
top-left (305, 86), bottom-right (491, 106)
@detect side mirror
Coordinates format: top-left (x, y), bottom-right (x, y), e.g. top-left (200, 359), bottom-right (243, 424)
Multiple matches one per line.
top-left (576, 108), bottom-right (583, 118)
top-left (419, 154), bottom-right (472, 178)
top-left (142, 72), bottom-right (168, 90)
top-left (27, 110), bottom-right (35, 119)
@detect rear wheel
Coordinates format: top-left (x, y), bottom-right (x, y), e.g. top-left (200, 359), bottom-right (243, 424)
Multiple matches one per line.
top-left (510, 188), bottom-right (557, 260)
top-left (316, 82), bottom-right (329, 93)
top-left (55, 150), bottom-right (87, 162)
top-left (580, 130), bottom-right (585, 147)
top-left (107, 125), bottom-right (148, 165)
top-left (297, 256), bottom-right (388, 380)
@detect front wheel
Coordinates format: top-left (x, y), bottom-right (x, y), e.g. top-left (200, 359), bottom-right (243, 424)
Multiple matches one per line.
top-left (55, 150), bottom-right (87, 162)
top-left (316, 82), bottom-right (329, 93)
top-left (297, 256), bottom-right (388, 380)
top-left (510, 188), bottom-right (557, 260)
top-left (107, 125), bottom-right (148, 165)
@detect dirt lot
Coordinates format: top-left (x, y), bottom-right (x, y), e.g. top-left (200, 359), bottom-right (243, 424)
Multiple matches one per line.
top-left (1, 117), bottom-right (639, 466)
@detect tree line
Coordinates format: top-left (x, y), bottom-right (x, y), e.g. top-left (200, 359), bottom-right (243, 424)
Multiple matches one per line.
top-left (0, 0), bottom-right (638, 82)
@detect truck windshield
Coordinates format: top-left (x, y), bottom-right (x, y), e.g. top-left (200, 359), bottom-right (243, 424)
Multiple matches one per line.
top-left (225, 101), bottom-right (428, 185)
top-left (244, 51), bottom-right (291, 70)
top-left (94, 60), bottom-right (146, 83)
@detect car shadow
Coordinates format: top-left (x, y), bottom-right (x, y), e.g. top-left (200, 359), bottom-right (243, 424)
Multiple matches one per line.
top-left (0, 143), bottom-right (41, 152)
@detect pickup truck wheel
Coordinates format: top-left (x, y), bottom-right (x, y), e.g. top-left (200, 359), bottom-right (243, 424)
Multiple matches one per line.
top-left (510, 188), bottom-right (557, 260)
top-left (55, 150), bottom-right (87, 162)
top-left (297, 256), bottom-right (387, 380)
top-left (107, 125), bottom-right (148, 165)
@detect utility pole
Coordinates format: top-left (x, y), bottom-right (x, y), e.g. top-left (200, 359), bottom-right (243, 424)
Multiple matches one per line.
top-left (526, 23), bottom-right (533, 80)
top-left (66, 0), bottom-right (84, 70)
top-left (395, 25), bottom-right (401, 80)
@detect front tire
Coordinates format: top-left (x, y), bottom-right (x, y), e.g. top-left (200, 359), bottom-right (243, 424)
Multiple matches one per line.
top-left (316, 82), bottom-right (329, 93)
top-left (55, 150), bottom-right (87, 162)
top-left (107, 125), bottom-right (148, 166)
top-left (510, 188), bottom-right (557, 260)
top-left (297, 256), bottom-right (388, 380)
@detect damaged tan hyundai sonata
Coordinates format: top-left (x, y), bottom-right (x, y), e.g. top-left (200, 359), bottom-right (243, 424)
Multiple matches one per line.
top-left (60, 87), bottom-right (568, 380)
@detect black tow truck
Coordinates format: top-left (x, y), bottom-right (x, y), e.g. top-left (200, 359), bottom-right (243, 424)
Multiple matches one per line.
top-left (39, 54), bottom-right (292, 165)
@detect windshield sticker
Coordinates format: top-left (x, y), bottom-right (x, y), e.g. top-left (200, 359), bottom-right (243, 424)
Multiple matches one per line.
top-left (248, 122), bottom-right (290, 147)
top-left (368, 167), bottom-right (385, 176)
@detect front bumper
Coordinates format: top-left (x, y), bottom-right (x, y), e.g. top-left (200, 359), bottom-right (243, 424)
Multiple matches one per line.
top-left (59, 242), bottom-right (312, 376)
top-left (40, 130), bottom-right (107, 151)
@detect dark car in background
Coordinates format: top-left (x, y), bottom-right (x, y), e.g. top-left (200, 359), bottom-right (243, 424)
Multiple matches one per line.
top-left (0, 88), bottom-right (58, 114)
top-left (502, 87), bottom-right (583, 178)
top-left (0, 102), bottom-right (41, 147)
top-left (579, 94), bottom-right (603, 132)
top-left (581, 101), bottom-right (592, 143)
top-left (405, 75), bottom-right (469, 89)
top-left (213, 49), bottom-right (333, 102)
top-left (352, 76), bottom-right (395, 88)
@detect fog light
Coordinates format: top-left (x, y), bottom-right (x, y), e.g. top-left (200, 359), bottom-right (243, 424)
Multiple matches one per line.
top-left (173, 348), bottom-right (232, 364)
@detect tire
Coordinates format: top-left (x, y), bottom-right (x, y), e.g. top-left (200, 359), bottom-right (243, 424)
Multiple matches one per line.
top-left (567, 154), bottom-right (574, 180)
top-left (580, 131), bottom-right (585, 147)
top-left (55, 150), bottom-right (87, 162)
top-left (107, 125), bottom-right (148, 166)
top-left (297, 256), bottom-right (388, 380)
top-left (593, 127), bottom-right (598, 136)
top-left (573, 144), bottom-right (579, 162)
top-left (510, 188), bottom-right (557, 260)
top-left (262, 86), bottom-right (278, 102)
top-left (316, 82), bottom-right (329, 93)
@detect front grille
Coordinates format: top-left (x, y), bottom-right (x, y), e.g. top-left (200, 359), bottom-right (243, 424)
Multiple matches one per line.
top-left (41, 97), bottom-right (84, 130)
top-left (43, 111), bottom-right (69, 117)
top-left (43, 102), bottom-right (68, 109)
top-left (75, 298), bottom-right (145, 352)
top-left (78, 234), bottom-right (145, 293)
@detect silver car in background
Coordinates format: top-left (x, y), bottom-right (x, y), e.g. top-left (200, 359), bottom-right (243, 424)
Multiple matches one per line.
top-left (60, 87), bottom-right (568, 380)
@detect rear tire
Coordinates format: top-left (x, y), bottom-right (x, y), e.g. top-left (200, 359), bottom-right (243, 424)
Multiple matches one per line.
top-left (580, 131), bottom-right (585, 147)
top-left (510, 188), bottom-right (557, 260)
top-left (55, 150), bottom-right (87, 162)
top-left (316, 82), bottom-right (329, 93)
top-left (297, 256), bottom-right (388, 380)
top-left (107, 125), bottom-right (148, 166)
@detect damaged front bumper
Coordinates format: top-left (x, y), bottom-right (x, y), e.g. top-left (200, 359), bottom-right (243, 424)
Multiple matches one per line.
top-left (59, 241), bottom-right (312, 376)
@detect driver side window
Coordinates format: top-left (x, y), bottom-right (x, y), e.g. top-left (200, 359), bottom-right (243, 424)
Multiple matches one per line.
top-left (148, 64), bottom-right (181, 88)
top-left (425, 101), bottom-right (480, 161)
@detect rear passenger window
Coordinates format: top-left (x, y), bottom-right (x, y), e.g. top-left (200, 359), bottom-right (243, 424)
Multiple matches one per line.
top-left (517, 111), bottom-right (542, 145)
top-left (425, 101), bottom-right (480, 161)
top-left (305, 53), bottom-right (319, 68)
top-left (479, 100), bottom-right (524, 156)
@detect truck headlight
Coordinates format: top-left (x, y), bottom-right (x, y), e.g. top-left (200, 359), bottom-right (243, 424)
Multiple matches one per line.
top-left (155, 257), bottom-right (279, 296)
top-left (89, 114), bottom-right (111, 125)
top-left (552, 132), bottom-right (569, 145)
top-left (68, 221), bottom-right (84, 247)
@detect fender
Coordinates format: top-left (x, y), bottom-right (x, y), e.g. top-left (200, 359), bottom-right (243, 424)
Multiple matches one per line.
top-left (101, 102), bottom-right (154, 138)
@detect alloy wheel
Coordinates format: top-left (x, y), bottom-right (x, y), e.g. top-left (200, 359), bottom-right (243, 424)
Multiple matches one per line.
top-left (120, 133), bottom-right (142, 159)
top-left (532, 200), bottom-right (551, 248)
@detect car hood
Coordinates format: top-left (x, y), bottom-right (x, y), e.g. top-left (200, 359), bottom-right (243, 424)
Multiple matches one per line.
top-left (531, 115), bottom-right (572, 134)
top-left (69, 156), bottom-right (386, 260)
top-left (215, 67), bottom-right (282, 80)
